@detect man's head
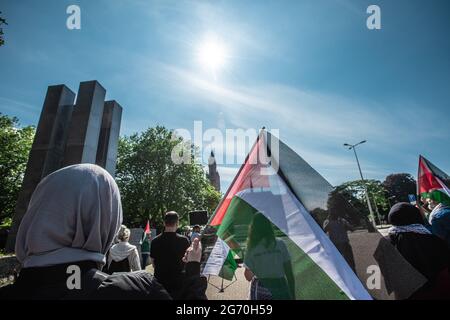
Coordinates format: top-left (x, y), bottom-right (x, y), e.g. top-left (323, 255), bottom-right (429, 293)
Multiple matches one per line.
top-left (388, 202), bottom-right (424, 226)
top-left (193, 225), bottom-right (201, 233)
top-left (427, 197), bottom-right (439, 210)
top-left (425, 191), bottom-right (448, 210)
top-left (164, 211), bottom-right (179, 231)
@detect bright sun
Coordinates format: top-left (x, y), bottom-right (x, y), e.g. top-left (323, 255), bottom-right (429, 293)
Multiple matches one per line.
top-left (197, 34), bottom-right (228, 74)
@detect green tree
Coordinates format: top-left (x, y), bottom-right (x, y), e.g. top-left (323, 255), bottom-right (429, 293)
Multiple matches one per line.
top-left (0, 113), bottom-right (35, 225)
top-left (337, 179), bottom-right (390, 223)
top-left (383, 173), bottom-right (416, 204)
top-left (116, 126), bottom-right (221, 229)
top-left (0, 11), bottom-right (7, 47)
top-left (334, 183), bottom-right (367, 215)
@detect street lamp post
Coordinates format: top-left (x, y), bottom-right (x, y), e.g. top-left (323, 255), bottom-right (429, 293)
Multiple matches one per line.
top-left (344, 140), bottom-right (377, 228)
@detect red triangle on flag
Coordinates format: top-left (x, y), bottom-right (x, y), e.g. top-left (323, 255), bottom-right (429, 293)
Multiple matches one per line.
top-left (144, 220), bottom-right (150, 234)
top-left (209, 132), bottom-right (271, 226)
top-left (418, 155), bottom-right (444, 195)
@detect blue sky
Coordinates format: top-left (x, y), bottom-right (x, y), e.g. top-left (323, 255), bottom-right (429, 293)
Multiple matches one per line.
top-left (1, 0), bottom-right (449, 191)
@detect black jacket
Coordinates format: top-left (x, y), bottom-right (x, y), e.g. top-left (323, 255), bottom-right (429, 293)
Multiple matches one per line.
top-left (390, 232), bottom-right (450, 283)
top-left (0, 260), bottom-right (207, 300)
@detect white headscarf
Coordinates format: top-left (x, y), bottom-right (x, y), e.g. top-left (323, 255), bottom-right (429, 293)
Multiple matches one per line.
top-left (15, 164), bottom-right (123, 268)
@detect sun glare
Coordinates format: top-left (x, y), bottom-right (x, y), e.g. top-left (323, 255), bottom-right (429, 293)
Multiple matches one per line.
top-left (197, 34), bottom-right (228, 75)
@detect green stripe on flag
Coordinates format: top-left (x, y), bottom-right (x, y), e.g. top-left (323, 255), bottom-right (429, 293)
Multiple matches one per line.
top-left (216, 195), bottom-right (349, 300)
top-left (421, 189), bottom-right (450, 206)
top-left (219, 249), bottom-right (238, 280)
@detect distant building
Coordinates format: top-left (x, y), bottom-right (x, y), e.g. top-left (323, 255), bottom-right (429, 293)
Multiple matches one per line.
top-left (207, 151), bottom-right (220, 192)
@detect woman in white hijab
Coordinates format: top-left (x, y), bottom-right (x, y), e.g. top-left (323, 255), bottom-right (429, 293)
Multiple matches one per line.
top-left (0, 164), bottom-right (206, 300)
top-left (15, 164), bottom-right (123, 269)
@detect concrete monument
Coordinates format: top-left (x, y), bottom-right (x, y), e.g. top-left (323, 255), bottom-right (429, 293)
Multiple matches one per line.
top-left (5, 80), bottom-right (122, 252)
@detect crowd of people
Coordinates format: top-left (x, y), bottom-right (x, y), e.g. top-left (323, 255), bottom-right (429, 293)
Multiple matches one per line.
top-left (386, 197), bottom-right (450, 299)
top-left (0, 163), bottom-right (450, 300)
top-left (0, 164), bottom-right (207, 300)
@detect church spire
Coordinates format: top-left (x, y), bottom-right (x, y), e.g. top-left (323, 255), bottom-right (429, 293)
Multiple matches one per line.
top-left (207, 149), bottom-right (220, 192)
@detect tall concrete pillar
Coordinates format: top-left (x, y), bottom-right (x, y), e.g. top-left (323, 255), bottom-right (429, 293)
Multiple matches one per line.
top-left (5, 85), bottom-right (75, 252)
top-left (63, 80), bottom-right (106, 166)
top-left (5, 80), bottom-right (124, 253)
top-left (96, 100), bottom-right (122, 176)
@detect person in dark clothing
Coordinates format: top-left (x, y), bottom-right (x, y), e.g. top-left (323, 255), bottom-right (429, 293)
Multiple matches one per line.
top-left (0, 246), bottom-right (206, 300)
top-left (387, 202), bottom-right (450, 299)
top-left (140, 227), bottom-right (151, 270)
top-left (323, 212), bottom-right (356, 271)
top-left (150, 211), bottom-right (190, 299)
top-left (0, 164), bottom-right (206, 300)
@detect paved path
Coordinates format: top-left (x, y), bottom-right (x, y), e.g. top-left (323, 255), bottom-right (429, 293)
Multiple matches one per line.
top-left (205, 226), bottom-right (392, 300)
top-left (146, 264), bottom-right (249, 300)
top-left (146, 226), bottom-right (392, 300)
top-left (206, 265), bottom-right (248, 300)
top-left (377, 225), bottom-right (391, 237)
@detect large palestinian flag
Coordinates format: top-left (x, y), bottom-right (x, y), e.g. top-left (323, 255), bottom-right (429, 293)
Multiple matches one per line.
top-left (418, 155), bottom-right (450, 206)
top-left (201, 130), bottom-right (427, 300)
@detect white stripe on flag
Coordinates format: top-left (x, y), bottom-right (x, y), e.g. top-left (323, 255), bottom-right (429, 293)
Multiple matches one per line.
top-left (202, 237), bottom-right (230, 276)
top-left (437, 176), bottom-right (450, 197)
top-left (236, 176), bottom-right (372, 300)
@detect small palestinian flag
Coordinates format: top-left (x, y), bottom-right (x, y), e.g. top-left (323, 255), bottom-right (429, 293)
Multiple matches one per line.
top-left (141, 220), bottom-right (151, 254)
top-left (418, 155), bottom-right (450, 206)
top-left (201, 130), bottom-right (427, 300)
top-left (144, 220), bottom-right (151, 235)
